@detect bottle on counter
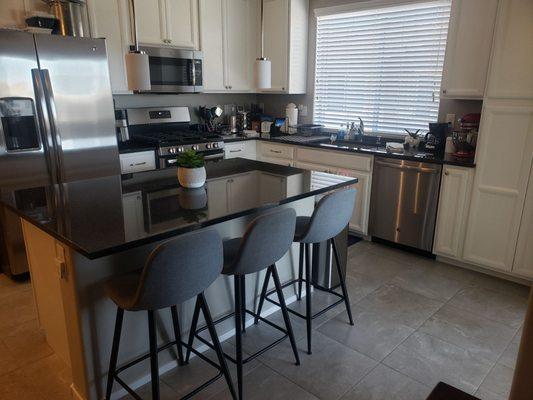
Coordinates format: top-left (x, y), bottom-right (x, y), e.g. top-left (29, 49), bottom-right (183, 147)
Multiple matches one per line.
top-left (338, 124), bottom-right (346, 141)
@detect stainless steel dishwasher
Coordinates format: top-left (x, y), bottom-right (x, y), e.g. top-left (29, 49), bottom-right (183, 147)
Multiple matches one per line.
top-left (369, 157), bottom-right (442, 252)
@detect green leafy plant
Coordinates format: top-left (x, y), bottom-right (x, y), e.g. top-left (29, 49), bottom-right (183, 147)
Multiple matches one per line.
top-left (177, 149), bottom-right (205, 168)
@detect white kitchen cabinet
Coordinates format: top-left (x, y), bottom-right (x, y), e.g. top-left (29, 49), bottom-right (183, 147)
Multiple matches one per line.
top-left (513, 163), bottom-right (533, 278)
top-left (224, 141), bottom-right (257, 160)
top-left (206, 172), bottom-right (259, 216)
top-left (259, 142), bottom-right (294, 160)
top-left (87, 0), bottom-right (131, 94)
top-left (260, 0), bottom-right (308, 94)
top-left (463, 100), bottom-right (533, 272)
top-left (260, 155), bottom-right (293, 166)
top-left (295, 160), bottom-right (371, 235)
top-left (440, 0), bottom-right (498, 99)
top-left (433, 165), bottom-right (475, 259)
top-left (122, 191), bottom-right (146, 241)
top-left (134, 0), bottom-right (199, 48)
top-left (259, 173), bottom-right (287, 203)
top-left (200, 0), bottom-right (258, 92)
top-left (485, 0), bottom-right (533, 99)
top-left (119, 151), bottom-right (157, 174)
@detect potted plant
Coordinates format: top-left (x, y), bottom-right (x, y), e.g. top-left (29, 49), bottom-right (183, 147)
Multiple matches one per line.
top-left (177, 149), bottom-right (206, 188)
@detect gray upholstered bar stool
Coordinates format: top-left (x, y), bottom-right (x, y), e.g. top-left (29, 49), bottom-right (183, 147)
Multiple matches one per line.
top-left (257, 188), bottom-right (356, 354)
top-left (188, 208), bottom-right (300, 400)
top-left (104, 229), bottom-right (236, 400)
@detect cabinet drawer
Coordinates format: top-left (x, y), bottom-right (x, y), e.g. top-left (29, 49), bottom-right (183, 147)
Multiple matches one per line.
top-left (120, 151), bottom-right (156, 174)
top-left (260, 142), bottom-right (294, 160)
top-left (296, 148), bottom-right (372, 172)
top-left (225, 142), bottom-right (246, 158)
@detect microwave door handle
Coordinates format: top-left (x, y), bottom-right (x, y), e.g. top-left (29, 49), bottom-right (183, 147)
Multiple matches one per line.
top-left (41, 69), bottom-right (65, 183)
top-left (190, 59), bottom-right (196, 87)
top-left (32, 69), bottom-right (59, 185)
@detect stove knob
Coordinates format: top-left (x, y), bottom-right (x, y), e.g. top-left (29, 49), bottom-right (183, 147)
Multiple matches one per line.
top-left (169, 147), bottom-right (176, 154)
top-left (213, 142), bottom-right (219, 148)
top-left (177, 146), bottom-right (185, 153)
top-left (192, 145), bottom-right (199, 151)
top-left (206, 143), bottom-right (212, 149)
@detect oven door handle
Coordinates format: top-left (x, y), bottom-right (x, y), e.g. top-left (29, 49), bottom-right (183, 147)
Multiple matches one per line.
top-left (204, 152), bottom-right (224, 161)
top-left (375, 160), bottom-right (440, 174)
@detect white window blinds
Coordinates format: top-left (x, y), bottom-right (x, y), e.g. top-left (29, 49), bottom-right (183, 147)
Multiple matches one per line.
top-left (314, 0), bottom-right (451, 135)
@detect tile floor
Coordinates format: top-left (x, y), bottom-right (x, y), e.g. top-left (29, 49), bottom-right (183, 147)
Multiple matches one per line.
top-left (0, 240), bottom-right (529, 400)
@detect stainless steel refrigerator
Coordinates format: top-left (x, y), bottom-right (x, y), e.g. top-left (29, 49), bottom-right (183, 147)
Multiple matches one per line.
top-left (0, 30), bottom-right (120, 275)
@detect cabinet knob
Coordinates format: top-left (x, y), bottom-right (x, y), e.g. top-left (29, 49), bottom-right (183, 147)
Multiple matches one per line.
top-left (442, 89), bottom-right (447, 94)
top-left (444, 171), bottom-right (449, 176)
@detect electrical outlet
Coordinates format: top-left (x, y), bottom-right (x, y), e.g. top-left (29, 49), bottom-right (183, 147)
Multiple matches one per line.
top-left (445, 113), bottom-right (456, 128)
top-left (298, 104), bottom-right (308, 116)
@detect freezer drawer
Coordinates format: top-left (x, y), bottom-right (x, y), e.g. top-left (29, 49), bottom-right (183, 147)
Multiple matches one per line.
top-left (369, 157), bottom-right (442, 251)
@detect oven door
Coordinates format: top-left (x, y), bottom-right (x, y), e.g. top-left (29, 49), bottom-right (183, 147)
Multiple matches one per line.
top-left (140, 47), bottom-right (203, 93)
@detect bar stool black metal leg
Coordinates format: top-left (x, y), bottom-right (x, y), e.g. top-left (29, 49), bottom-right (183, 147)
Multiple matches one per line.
top-left (198, 293), bottom-right (238, 400)
top-left (254, 267), bottom-right (272, 324)
top-left (234, 276), bottom-right (244, 400)
top-left (271, 264), bottom-right (300, 365)
top-left (105, 307), bottom-right (124, 400)
top-left (147, 310), bottom-right (160, 400)
top-left (241, 275), bottom-right (246, 333)
top-left (331, 238), bottom-right (354, 326)
top-left (305, 243), bottom-right (312, 354)
top-left (185, 296), bottom-right (201, 363)
top-left (170, 306), bottom-right (185, 366)
top-left (297, 243), bottom-right (304, 300)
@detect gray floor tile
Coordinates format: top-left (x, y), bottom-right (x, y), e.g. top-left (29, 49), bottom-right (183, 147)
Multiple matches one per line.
top-left (391, 264), bottom-right (466, 301)
top-left (478, 363), bottom-right (514, 399)
top-left (448, 287), bottom-right (527, 330)
top-left (340, 364), bottom-right (431, 400)
top-left (0, 340), bottom-right (21, 377)
top-left (0, 369), bottom-right (47, 400)
top-left (211, 364), bottom-right (319, 400)
top-left (161, 341), bottom-right (261, 399)
top-left (318, 308), bottom-right (414, 361)
top-left (356, 284), bottom-right (443, 329)
top-left (347, 251), bottom-right (410, 283)
top-left (419, 305), bottom-right (516, 362)
top-left (259, 331), bottom-right (377, 400)
top-left (365, 243), bottom-right (423, 266)
top-left (383, 332), bottom-right (493, 394)
top-left (120, 380), bottom-right (179, 400)
top-left (468, 274), bottom-right (531, 299)
top-left (498, 329), bottom-right (522, 369)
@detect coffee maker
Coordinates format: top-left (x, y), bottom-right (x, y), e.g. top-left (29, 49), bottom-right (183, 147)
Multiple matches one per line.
top-left (424, 123), bottom-right (449, 156)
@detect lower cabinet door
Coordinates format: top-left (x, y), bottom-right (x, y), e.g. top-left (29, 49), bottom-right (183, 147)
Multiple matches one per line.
top-left (336, 168), bottom-right (371, 235)
top-left (433, 166), bottom-right (474, 259)
top-left (513, 164), bottom-right (533, 278)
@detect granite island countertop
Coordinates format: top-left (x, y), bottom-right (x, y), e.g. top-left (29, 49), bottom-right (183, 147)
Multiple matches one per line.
top-left (0, 159), bottom-right (357, 259)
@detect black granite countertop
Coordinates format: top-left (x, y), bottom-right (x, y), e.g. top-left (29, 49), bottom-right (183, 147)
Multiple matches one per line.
top-left (225, 136), bottom-right (475, 168)
top-left (118, 141), bottom-right (157, 154)
top-left (0, 159), bottom-right (357, 259)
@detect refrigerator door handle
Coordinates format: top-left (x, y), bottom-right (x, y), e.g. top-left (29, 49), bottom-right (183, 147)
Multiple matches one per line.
top-left (31, 68), bottom-right (59, 185)
top-left (40, 69), bottom-right (65, 183)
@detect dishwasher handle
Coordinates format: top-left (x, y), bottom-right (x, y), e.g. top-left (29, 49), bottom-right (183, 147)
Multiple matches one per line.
top-left (375, 159), bottom-right (440, 174)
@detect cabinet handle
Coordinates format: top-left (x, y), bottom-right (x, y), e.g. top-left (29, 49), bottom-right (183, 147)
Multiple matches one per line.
top-left (229, 149), bottom-right (242, 153)
top-left (130, 162), bottom-right (147, 166)
top-left (442, 89), bottom-right (447, 94)
top-left (270, 149), bottom-right (282, 154)
top-left (444, 171), bottom-right (449, 176)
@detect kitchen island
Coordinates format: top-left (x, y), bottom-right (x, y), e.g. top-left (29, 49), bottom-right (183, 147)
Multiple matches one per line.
top-left (0, 159), bottom-right (357, 400)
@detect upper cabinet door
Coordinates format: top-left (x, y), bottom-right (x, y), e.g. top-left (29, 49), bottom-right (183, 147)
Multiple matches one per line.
top-left (440, 0), bottom-right (498, 99)
top-left (165, 0), bottom-right (199, 48)
top-left (486, 0), bottom-right (533, 99)
top-left (87, 0), bottom-right (131, 94)
top-left (199, 0), bottom-right (225, 90)
top-left (223, 0), bottom-right (256, 91)
top-left (263, 0), bottom-right (289, 92)
top-left (134, 0), bottom-right (167, 45)
top-left (463, 99), bottom-right (533, 271)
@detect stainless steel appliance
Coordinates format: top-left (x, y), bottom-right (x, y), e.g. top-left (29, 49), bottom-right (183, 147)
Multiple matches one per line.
top-left (127, 107), bottom-right (225, 168)
top-left (138, 47), bottom-right (203, 93)
top-left (46, 0), bottom-right (90, 37)
top-left (0, 30), bottom-right (120, 275)
top-left (369, 157), bottom-right (442, 252)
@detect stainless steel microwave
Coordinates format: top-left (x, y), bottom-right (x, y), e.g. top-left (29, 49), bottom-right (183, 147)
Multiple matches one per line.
top-left (138, 47), bottom-right (203, 93)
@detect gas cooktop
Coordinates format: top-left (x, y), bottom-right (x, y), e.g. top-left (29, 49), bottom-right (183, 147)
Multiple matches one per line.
top-left (132, 131), bottom-right (223, 146)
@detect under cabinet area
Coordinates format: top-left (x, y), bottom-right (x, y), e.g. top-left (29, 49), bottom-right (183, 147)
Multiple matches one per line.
top-left (433, 165), bottom-right (475, 259)
top-left (440, 0), bottom-right (498, 99)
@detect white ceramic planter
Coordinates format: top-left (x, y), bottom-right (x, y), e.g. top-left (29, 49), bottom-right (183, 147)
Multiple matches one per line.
top-left (177, 166), bottom-right (206, 188)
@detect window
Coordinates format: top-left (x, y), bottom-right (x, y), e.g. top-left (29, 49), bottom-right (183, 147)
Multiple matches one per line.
top-left (313, 0), bottom-right (451, 135)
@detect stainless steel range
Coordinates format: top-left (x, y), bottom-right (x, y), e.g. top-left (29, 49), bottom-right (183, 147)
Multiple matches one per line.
top-left (126, 107), bottom-right (225, 168)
